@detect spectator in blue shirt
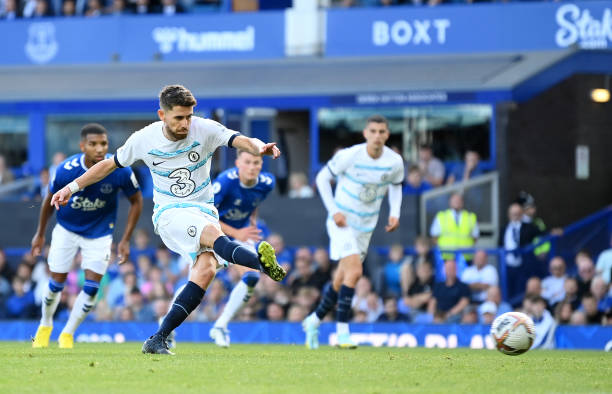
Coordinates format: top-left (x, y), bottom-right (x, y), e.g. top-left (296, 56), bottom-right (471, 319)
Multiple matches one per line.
top-left (6, 277), bottom-right (37, 318)
top-left (428, 259), bottom-right (470, 323)
top-left (402, 165), bottom-right (432, 195)
top-left (446, 149), bottom-right (485, 185)
top-left (377, 297), bottom-right (410, 322)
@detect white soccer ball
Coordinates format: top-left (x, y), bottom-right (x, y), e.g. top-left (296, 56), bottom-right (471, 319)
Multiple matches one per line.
top-left (490, 311), bottom-right (536, 356)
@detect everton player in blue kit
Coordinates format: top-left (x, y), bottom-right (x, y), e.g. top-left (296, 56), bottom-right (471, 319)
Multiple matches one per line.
top-left (209, 150), bottom-right (275, 347)
top-left (31, 124), bottom-right (143, 349)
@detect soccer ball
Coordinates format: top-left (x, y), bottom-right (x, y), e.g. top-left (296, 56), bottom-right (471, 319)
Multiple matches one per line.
top-left (490, 312), bottom-right (535, 356)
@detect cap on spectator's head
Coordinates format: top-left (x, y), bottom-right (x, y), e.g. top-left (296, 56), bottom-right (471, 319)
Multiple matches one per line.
top-left (480, 301), bottom-right (497, 315)
top-left (516, 190), bottom-right (536, 208)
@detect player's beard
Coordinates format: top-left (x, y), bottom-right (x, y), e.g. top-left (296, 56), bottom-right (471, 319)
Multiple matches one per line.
top-left (164, 124), bottom-right (189, 141)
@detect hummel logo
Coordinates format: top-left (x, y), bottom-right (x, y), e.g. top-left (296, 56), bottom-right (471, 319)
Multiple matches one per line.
top-left (152, 160), bottom-right (166, 166)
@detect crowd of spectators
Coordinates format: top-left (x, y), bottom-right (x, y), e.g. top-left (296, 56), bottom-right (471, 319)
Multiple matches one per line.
top-left (1, 0), bottom-right (535, 20)
top-left (1, 226), bottom-right (611, 328)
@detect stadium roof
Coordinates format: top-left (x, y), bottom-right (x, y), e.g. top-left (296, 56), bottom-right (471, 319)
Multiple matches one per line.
top-left (0, 48), bottom-right (606, 103)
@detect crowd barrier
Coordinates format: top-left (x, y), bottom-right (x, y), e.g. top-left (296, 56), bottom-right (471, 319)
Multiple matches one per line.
top-left (1, 321), bottom-right (610, 351)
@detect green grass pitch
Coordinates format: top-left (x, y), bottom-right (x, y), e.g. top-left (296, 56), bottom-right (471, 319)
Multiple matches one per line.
top-left (0, 342), bottom-right (610, 393)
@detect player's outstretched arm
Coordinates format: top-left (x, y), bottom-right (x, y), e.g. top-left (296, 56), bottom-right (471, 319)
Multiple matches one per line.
top-left (231, 136), bottom-right (281, 159)
top-left (117, 191), bottom-right (143, 264)
top-left (31, 192), bottom-right (55, 257)
top-left (50, 157), bottom-right (117, 210)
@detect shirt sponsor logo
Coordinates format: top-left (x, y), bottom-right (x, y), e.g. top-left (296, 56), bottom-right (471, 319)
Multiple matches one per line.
top-left (224, 208), bottom-right (250, 221)
top-left (555, 4), bottom-right (612, 49)
top-left (152, 26), bottom-right (255, 54)
top-left (70, 197), bottom-right (106, 211)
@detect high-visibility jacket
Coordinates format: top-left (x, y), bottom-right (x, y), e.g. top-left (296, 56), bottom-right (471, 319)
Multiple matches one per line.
top-left (436, 209), bottom-right (477, 261)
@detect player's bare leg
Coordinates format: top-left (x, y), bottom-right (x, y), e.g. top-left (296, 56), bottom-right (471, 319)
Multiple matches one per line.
top-left (59, 269), bottom-right (103, 349)
top-left (143, 251), bottom-right (216, 355)
top-left (33, 271), bottom-right (67, 348)
top-left (210, 265), bottom-right (259, 347)
top-left (201, 225), bottom-right (286, 282)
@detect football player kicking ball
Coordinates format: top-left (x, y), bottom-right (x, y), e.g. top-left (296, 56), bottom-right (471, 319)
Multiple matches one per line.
top-left (50, 85), bottom-right (287, 355)
top-left (302, 115), bottom-right (404, 349)
top-left (163, 150), bottom-right (275, 348)
top-left (31, 123), bottom-right (143, 349)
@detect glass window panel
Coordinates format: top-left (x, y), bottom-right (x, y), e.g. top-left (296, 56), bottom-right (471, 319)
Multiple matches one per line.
top-left (0, 116), bottom-right (28, 167)
top-left (317, 105), bottom-right (492, 164)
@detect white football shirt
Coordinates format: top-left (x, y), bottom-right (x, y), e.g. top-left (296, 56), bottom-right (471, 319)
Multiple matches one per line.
top-left (115, 116), bottom-right (237, 212)
top-left (327, 143), bottom-right (404, 233)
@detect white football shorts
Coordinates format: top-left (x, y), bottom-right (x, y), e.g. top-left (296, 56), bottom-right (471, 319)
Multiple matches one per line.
top-left (326, 218), bottom-right (372, 262)
top-left (153, 203), bottom-right (225, 269)
top-left (47, 224), bottom-right (112, 275)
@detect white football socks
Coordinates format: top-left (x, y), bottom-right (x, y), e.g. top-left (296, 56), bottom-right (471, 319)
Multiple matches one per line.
top-left (40, 285), bottom-right (61, 327)
top-left (215, 280), bottom-right (253, 329)
top-left (309, 313), bottom-right (321, 327)
top-left (61, 291), bottom-right (96, 335)
top-left (336, 322), bottom-right (349, 336)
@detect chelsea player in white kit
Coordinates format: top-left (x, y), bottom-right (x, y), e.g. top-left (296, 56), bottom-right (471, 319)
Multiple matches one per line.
top-left (50, 85), bottom-right (286, 355)
top-left (302, 115), bottom-right (404, 349)
top-left (31, 123), bottom-right (143, 349)
top-left (209, 150), bottom-right (275, 347)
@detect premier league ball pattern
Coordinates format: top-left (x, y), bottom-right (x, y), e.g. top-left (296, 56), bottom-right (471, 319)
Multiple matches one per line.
top-left (490, 312), bottom-right (536, 356)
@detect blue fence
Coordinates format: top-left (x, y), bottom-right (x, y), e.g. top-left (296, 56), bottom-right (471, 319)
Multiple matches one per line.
top-left (326, 1), bottom-right (612, 56)
top-left (1, 321), bottom-right (610, 350)
top-left (1, 12), bottom-right (285, 66)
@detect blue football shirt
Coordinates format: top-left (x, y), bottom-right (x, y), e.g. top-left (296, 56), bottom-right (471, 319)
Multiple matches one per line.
top-left (213, 168), bottom-right (275, 229)
top-left (50, 153), bottom-right (140, 238)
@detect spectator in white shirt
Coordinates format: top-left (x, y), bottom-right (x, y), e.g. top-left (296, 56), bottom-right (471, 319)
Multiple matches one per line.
top-left (460, 250), bottom-right (498, 303)
top-left (417, 144), bottom-right (445, 186)
top-left (595, 234), bottom-right (612, 284)
top-left (541, 257), bottom-right (567, 306)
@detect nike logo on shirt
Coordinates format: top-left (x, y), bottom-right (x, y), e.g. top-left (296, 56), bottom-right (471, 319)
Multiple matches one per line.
top-left (152, 160), bottom-right (165, 166)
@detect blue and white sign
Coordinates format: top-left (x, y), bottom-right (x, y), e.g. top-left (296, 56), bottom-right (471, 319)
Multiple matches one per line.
top-left (0, 12), bottom-right (284, 66)
top-left (1, 321), bottom-right (610, 350)
top-left (326, 1), bottom-right (612, 56)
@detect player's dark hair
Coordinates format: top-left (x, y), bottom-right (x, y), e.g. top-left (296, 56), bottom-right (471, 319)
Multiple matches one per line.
top-left (159, 85), bottom-right (197, 111)
top-left (366, 114), bottom-right (389, 127)
top-left (80, 123), bottom-right (107, 140)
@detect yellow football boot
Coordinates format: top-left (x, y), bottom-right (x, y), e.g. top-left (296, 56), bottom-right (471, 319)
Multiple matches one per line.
top-left (32, 326), bottom-right (53, 348)
top-left (58, 332), bottom-right (74, 349)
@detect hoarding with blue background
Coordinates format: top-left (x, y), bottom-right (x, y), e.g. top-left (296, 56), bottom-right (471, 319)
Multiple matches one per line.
top-left (0, 12), bottom-right (285, 66)
top-left (326, 1), bottom-right (612, 56)
top-left (1, 322), bottom-right (610, 351)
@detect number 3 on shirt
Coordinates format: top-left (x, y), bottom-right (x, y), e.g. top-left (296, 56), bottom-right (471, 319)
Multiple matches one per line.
top-left (169, 168), bottom-right (195, 197)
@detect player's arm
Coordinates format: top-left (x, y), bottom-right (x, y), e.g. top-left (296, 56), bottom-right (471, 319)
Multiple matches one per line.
top-left (117, 191), bottom-right (143, 264)
top-left (385, 183), bottom-right (402, 232)
top-left (31, 192), bottom-right (55, 257)
top-left (50, 158), bottom-right (117, 209)
top-left (316, 166), bottom-right (345, 227)
top-left (231, 135), bottom-right (280, 158)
